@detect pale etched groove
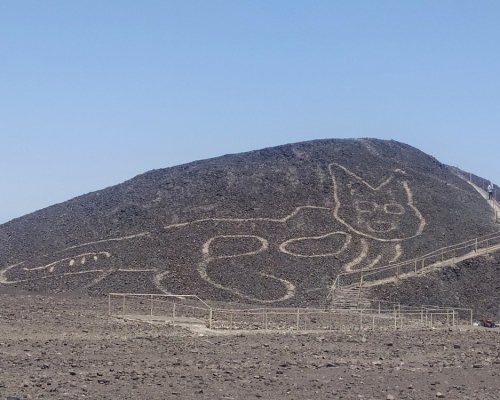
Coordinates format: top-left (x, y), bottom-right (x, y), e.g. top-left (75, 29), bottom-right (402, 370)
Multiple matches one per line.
top-left (279, 232), bottom-right (351, 258)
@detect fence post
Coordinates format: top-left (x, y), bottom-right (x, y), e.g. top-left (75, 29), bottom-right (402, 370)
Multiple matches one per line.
top-left (172, 303), bottom-right (176, 326)
top-left (414, 260), bottom-right (417, 273)
top-left (470, 309), bottom-right (473, 326)
top-left (296, 309), bottom-right (300, 331)
top-left (372, 314), bottom-right (375, 331)
top-left (265, 311), bottom-right (268, 332)
top-left (209, 308), bottom-right (213, 330)
top-left (150, 294), bottom-right (153, 321)
top-left (378, 301), bottom-right (381, 314)
top-left (452, 310), bottom-right (455, 326)
top-left (430, 313), bottom-right (433, 328)
top-left (358, 272), bottom-right (364, 300)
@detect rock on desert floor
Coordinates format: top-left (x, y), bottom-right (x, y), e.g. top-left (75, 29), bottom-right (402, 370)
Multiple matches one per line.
top-left (1, 293), bottom-right (499, 400)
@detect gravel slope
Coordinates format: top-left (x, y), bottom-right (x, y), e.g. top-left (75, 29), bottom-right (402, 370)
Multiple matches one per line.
top-left (0, 138), bottom-right (497, 309)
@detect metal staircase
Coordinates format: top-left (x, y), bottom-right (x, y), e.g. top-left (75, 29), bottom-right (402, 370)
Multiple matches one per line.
top-left (327, 231), bottom-right (500, 308)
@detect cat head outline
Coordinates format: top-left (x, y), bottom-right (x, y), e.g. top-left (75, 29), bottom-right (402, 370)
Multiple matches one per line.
top-left (329, 163), bottom-right (426, 242)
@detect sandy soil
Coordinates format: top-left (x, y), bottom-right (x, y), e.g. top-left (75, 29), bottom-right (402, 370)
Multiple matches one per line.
top-left (1, 293), bottom-right (499, 400)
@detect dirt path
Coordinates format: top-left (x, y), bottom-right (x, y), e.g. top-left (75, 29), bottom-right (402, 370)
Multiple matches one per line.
top-left (1, 293), bottom-right (500, 399)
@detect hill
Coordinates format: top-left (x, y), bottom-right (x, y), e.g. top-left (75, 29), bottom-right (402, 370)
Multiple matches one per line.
top-left (0, 138), bottom-right (497, 308)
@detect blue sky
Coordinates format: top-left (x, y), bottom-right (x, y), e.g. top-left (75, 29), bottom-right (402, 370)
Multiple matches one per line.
top-left (1, 0), bottom-right (499, 224)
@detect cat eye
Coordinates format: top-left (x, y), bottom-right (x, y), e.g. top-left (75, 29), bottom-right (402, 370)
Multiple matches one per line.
top-left (384, 203), bottom-right (405, 215)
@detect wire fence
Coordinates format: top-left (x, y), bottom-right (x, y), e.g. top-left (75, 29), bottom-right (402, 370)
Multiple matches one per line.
top-left (108, 293), bottom-right (472, 332)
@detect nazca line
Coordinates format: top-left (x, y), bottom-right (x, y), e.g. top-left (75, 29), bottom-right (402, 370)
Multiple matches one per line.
top-left (164, 205), bottom-right (331, 229)
top-left (198, 235), bottom-right (295, 303)
top-left (330, 163), bottom-right (426, 242)
top-left (1, 162), bottom-right (422, 299)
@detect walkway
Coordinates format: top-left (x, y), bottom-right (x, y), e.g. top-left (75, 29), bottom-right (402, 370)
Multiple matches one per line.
top-left (329, 174), bottom-right (500, 300)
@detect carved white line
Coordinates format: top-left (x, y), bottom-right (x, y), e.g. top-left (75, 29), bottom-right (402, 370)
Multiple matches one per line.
top-left (0, 262), bottom-right (25, 284)
top-left (343, 239), bottom-right (368, 272)
top-left (202, 235), bottom-right (269, 258)
top-left (164, 206), bottom-right (331, 229)
top-left (402, 182), bottom-right (426, 236)
top-left (197, 256), bottom-right (295, 303)
top-left (25, 252), bottom-right (111, 272)
top-left (260, 273), bottom-right (295, 301)
top-left (366, 255), bottom-right (382, 269)
top-left (390, 244), bottom-right (402, 263)
top-left (153, 271), bottom-right (173, 294)
top-left (117, 269), bottom-right (157, 272)
top-left (1, 269), bottom-right (105, 284)
top-left (330, 163), bottom-right (394, 190)
top-left (0, 233), bottom-right (147, 285)
top-left (279, 232), bottom-right (351, 257)
top-left (365, 222), bottom-right (396, 233)
top-left (82, 270), bottom-right (114, 290)
top-left (53, 232), bottom-right (151, 253)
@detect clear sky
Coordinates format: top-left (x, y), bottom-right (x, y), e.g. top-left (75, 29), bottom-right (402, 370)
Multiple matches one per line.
top-left (1, 0), bottom-right (499, 224)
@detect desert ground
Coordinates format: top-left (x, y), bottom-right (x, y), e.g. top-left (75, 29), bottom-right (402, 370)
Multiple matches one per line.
top-left (0, 292), bottom-right (499, 400)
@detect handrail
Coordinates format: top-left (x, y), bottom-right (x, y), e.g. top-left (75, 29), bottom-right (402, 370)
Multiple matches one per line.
top-left (108, 293), bottom-right (212, 310)
top-left (109, 292), bottom-right (474, 330)
top-left (336, 230), bottom-right (500, 279)
top-left (329, 230), bottom-right (500, 302)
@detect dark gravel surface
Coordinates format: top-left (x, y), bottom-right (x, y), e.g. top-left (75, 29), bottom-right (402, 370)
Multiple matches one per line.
top-left (373, 249), bottom-right (500, 319)
top-left (1, 293), bottom-right (500, 400)
top-left (0, 138), bottom-right (497, 310)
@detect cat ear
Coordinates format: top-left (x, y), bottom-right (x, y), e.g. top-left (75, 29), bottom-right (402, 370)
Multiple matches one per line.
top-left (329, 163), bottom-right (395, 191)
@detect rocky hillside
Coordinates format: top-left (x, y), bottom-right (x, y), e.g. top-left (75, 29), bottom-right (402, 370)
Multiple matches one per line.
top-left (0, 138), bottom-right (497, 308)
top-left (374, 251), bottom-right (500, 319)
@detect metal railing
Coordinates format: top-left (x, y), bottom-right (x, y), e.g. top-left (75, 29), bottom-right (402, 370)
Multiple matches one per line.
top-left (328, 231), bottom-right (500, 301)
top-left (108, 293), bottom-right (472, 331)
